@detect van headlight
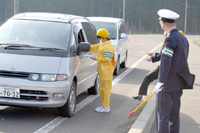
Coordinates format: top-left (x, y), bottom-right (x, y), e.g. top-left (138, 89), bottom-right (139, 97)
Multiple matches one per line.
top-left (30, 74), bottom-right (40, 81)
top-left (41, 74), bottom-right (57, 81)
top-left (29, 74), bottom-right (68, 81)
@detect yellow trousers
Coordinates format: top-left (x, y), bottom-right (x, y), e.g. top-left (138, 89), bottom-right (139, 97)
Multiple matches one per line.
top-left (99, 78), bottom-right (112, 107)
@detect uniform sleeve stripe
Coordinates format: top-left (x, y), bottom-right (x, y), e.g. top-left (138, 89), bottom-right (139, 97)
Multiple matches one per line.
top-left (165, 48), bottom-right (174, 54)
top-left (104, 55), bottom-right (113, 59)
top-left (104, 53), bottom-right (113, 57)
top-left (104, 53), bottom-right (113, 55)
top-left (104, 52), bottom-right (113, 55)
top-left (163, 51), bottom-right (173, 57)
top-left (104, 52), bottom-right (113, 59)
top-left (164, 50), bottom-right (173, 55)
top-left (162, 47), bottom-right (174, 58)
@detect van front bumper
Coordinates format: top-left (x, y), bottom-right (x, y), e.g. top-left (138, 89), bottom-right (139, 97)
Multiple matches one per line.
top-left (0, 77), bottom-right (71, 108)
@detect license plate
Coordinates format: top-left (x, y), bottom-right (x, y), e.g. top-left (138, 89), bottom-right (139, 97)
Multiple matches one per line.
top-left (0, 87), bottom-right (20, 98)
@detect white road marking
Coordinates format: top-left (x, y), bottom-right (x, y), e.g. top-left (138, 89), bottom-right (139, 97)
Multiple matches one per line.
top-left (34, 95), bottom-right (99, 133)
top-left (33, 44), bottom-right (162, 133)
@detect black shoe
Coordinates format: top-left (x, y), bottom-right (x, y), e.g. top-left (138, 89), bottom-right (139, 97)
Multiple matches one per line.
top-left (132, 95), bottom-right (142, 101)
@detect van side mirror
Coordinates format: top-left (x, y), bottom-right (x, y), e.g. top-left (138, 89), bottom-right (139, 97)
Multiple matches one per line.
top-left (120, 33), bottom-right (127, 39)
top-left (78, 42), bottom-right (90, 53)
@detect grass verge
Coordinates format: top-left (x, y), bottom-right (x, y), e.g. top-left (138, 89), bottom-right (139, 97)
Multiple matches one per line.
top-left (194, 38), bottom-right (200, 46)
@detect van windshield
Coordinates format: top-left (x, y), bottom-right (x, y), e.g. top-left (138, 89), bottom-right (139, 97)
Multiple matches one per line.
top-left (91, 21), bottom-right (117, 39)
top-left (0, 19), bottom-right (71, 50)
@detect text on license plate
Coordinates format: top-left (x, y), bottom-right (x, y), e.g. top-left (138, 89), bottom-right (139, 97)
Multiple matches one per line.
top-left (0, 87), bottom-right (20, 98)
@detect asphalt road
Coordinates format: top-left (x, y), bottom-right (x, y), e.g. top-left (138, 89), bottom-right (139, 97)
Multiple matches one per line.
top-left (0, 35), bottom-right (199, 133)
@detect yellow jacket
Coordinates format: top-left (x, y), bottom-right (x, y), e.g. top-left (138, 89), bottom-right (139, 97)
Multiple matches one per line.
top-left (90, 40), bottom-right (115, 80)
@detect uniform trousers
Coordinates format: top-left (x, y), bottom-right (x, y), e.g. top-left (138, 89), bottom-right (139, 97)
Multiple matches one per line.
top-left (156, 91), bottom-right (182, 133)
top-left (99, 75), bottom-right (112, 107)
top-left (138, 66), bottom-right (159, 95)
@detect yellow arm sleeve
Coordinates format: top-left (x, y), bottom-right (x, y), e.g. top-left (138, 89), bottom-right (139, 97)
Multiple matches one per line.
top-left (96, 44), bottom-right (115, 64)
top-left (90, 43), bottom-right (100, 53)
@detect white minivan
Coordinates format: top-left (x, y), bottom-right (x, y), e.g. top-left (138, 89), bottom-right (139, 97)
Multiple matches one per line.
top-left (87, 17), bottom-right (128, 75)
top-left (0, 12), bottom-right (99, 117)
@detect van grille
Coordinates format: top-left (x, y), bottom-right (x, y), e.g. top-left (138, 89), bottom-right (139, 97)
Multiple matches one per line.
top-left (20, 90), bottom-right (49, 101)
top-left (0, 71), bottom-right (29, 79)
top-left (0, 90), bottom-right (49, 101)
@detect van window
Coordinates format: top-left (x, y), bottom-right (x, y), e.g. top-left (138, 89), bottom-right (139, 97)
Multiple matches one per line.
top-left (0, 19), bottom-right (71, 50)
top-left (119, 23), bottom-right (127, 34)
top-left (77, 30), bottom-right (85, 44)
top-left (122, 23), bottom-right (128, 34)
top-left (70, 34), bottom-right (77, 53)
top-left (119, 22), bottom-right (127, 38)
top-left (81, 22), bottom-right (98, 44)
top-left (91, 21), bottom-right (117, 39)
top-left (73, 23), bottom-right (85, 44)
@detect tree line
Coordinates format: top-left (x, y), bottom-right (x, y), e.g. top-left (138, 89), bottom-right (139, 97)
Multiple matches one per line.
top-left (0, 0), bottom-right (200, 34)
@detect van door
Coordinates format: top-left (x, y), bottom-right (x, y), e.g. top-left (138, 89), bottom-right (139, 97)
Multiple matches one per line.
top-left (80, 22), bottom-right (98, 88)
top-left (72, 22), bottom-right (97, 94)
top-left (81, 22), bottom-right (98, 66)
top-left (71, 23), bottom-right (92, 94)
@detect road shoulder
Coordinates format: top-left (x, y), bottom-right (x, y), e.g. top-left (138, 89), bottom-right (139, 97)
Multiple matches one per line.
top-left (128, 95), bottom-right (156, 133)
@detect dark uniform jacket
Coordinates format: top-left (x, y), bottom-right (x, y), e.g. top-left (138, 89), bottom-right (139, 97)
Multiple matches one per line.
top-left (158, 29), bottom-right (190, 92)
top-left (151, 37), bottom-right (168, 63)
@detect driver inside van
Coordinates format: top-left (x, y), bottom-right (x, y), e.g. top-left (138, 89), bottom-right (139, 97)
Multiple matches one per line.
top-left (26, 26), bottom-right (40, 41)
top-left (89, 28), bottom-right (115, 113)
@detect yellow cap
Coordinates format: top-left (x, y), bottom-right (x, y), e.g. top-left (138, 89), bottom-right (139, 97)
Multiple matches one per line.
top-left (97, 28), bottom-right (109, 38)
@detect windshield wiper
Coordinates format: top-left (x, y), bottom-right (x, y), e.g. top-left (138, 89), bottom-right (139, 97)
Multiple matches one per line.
top-left (3, 44), bottom-right (65, 51)
top-left (39, 47), bottom-right (66, 51)
top-left (3, 44), bottom-right (39, 49)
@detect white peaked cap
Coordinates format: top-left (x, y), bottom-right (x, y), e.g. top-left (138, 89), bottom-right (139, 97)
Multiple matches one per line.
top-left (158, 9), bottom-right (180, 20)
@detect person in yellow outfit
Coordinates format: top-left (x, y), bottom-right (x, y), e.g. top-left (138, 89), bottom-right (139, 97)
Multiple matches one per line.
top-left (89, 28), bottom-right (115, 113)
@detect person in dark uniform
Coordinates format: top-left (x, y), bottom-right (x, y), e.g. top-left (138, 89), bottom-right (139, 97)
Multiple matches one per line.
top-left (155, 9), bottom-right (190, 133)
top-left (132, 31), bottom-right (168, 101)
top-left (133, 30), bottom-right (184, 101)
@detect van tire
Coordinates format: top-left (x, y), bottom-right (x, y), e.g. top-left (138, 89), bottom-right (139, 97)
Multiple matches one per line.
top-left (58, 81), bottom-right (76, 117)
top-left (120, 51), bottom-right (127, 68)
top-left (88, 74), bottom-right (99, 95)
top-left (114, 57), bottom-right (120, 75)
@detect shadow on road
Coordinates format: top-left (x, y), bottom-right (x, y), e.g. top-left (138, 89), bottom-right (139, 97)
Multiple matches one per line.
top-left (150, 112), bottom-right (200, 133)
top-left (0, 92), bottom-right (147, 133)
top-left (180, 112), bottom-right (200, 133)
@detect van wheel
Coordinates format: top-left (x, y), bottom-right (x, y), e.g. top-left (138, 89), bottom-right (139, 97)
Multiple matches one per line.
top-left (88, 74), bottom-right (99, 95)
top-left (58, 81), bottom-right (76, 117)
top-left (114, 57), bottom-right (120, 75)
top-left (120, 51), bottom-right (127, 68)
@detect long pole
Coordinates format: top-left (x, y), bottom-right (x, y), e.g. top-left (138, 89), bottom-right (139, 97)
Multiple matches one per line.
top-left (123, 0), bottom-right (125, 20)
top-left (14, 0), bottom-right (19, 15)
top-left (129, 92), bottom-right (156, 116)
top-left (184, 0), bottom-right (188, 34)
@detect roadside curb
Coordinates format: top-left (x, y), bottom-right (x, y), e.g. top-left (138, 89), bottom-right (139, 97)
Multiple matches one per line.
top-left (128, 95), bottom-right (156, 133)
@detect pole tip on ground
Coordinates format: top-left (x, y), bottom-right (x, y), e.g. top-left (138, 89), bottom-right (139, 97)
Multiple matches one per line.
top-left (129, 112), bottom-right (134, 116)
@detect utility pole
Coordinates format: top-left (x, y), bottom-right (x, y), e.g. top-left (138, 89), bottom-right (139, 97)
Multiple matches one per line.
top-left (119, 9), bottom-right (121, 18)
top-left (184, 0), bottom-right (188, 34)
top-left (123, 0), bottom-right (125, 20)
top-left (14, 0), bottom-right (19, 15)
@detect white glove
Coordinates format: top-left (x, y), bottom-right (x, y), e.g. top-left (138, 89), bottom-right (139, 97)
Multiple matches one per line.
top-left (154, 82), bottom-right (164, 93)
